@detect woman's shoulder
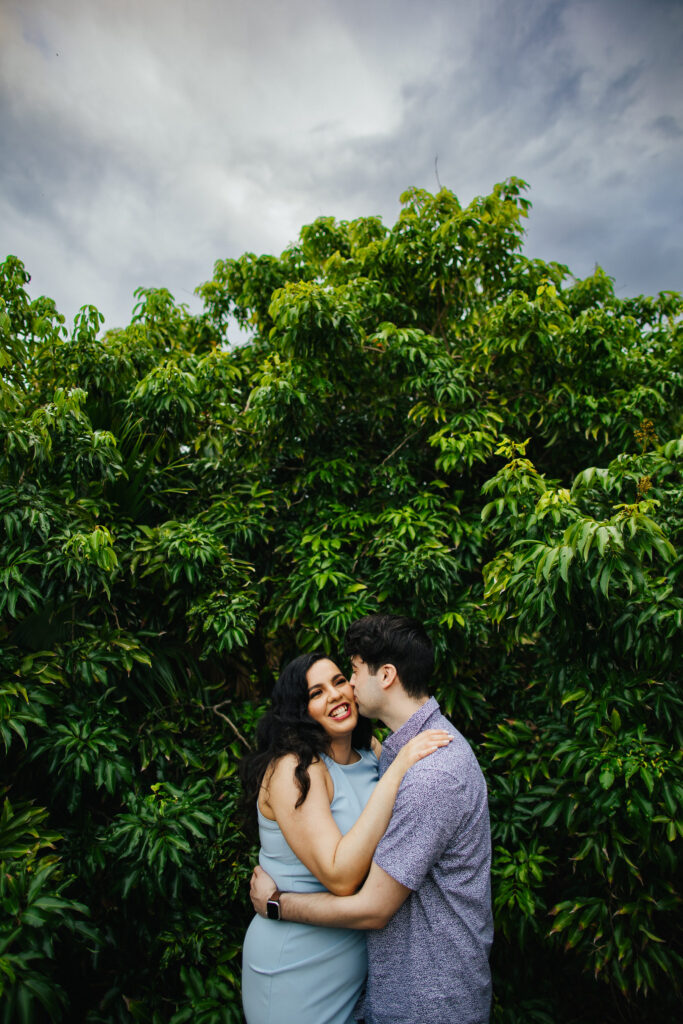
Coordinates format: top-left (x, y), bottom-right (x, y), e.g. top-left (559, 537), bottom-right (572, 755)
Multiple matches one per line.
top-left (266, 752), bottom-right (329, 790)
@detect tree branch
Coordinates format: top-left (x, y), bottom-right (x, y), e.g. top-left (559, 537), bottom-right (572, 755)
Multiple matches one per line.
top-left (208, 700), bottom-right (253, 750)
top-left (380, 426), bottom-right (421, 466)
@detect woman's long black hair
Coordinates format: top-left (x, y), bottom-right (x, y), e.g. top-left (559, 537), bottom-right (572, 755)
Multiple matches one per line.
top-left (240, 652), bottom-right (373, 811)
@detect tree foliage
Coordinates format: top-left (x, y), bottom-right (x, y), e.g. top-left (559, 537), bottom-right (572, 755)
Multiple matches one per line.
top-left (1, 179), bottom-right (681, 1022)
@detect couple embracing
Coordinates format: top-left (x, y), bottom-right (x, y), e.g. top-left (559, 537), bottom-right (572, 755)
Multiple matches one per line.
top-left (241, 614), bottom-right (493, 1024)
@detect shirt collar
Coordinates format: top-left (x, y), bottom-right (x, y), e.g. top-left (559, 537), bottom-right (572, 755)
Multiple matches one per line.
top-left (381, 696), bottom-right (440, 763)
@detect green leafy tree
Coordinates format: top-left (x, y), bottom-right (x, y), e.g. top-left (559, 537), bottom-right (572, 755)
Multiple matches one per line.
top-left (1, 179), bottom-right (681, 1022)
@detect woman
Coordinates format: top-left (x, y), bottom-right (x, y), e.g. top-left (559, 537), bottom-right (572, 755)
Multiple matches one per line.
top-left (240, 652), bottom-right (451, 1024)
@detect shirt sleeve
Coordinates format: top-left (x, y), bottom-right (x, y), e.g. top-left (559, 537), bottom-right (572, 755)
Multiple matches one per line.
top-left (373, 766), bottom-right (463, 891)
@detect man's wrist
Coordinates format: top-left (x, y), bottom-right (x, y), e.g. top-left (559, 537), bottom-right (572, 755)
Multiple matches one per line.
top-left (266, 888), bottom-right (287, 920)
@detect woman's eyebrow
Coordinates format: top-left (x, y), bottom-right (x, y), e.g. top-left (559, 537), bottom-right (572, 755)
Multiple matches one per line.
top-left (307, 673), bottom-right (345, 693)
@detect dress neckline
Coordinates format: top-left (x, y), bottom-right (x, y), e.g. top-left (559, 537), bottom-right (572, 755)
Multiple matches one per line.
top-left (323, 748), bottom-right (369, 769)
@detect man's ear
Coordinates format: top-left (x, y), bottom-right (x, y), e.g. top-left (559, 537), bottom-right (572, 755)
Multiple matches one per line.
top-left (378, 664), bottom-right (398, 690)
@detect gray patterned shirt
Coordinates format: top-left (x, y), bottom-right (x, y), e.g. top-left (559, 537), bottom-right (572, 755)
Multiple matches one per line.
top-left (356, 698), bottom-right (493, 1024)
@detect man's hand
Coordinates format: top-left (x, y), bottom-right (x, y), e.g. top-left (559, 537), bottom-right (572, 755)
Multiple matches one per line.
top-left (250, 864), bottom-right (276, 917)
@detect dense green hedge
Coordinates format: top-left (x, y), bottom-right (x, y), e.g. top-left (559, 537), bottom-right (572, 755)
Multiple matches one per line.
top-left (1, 180), bottom-right (681, 1022)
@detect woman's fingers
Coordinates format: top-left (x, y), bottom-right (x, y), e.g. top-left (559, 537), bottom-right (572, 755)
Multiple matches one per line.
top-left (406, 729), bottom-right (453, 761)
top-left (416, 741), bottom-right (451, 758)
top-left (419, 730), bottom-right (453, 746)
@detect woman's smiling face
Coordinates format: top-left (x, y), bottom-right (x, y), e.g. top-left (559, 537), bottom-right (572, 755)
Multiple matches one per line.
top-left (306, 658), bottom-right (358, 737)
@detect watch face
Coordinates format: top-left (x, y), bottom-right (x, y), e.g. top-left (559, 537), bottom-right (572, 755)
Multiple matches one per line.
top-left (266, 899), bottom-right (280, 921)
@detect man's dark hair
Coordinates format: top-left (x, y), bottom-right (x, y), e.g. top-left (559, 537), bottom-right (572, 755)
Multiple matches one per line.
top-left (344, 614), bottom-right (434, 699)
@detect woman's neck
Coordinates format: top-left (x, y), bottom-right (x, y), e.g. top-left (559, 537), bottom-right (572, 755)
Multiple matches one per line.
top-left (327, 735), bottom-right (357, 764)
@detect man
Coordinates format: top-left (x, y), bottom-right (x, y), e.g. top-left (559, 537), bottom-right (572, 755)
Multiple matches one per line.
top-left (250, 614), bottom-right (493, 1024)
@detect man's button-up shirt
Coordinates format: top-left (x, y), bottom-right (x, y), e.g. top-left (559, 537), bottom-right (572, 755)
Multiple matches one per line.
top-left (357, 697), bottom-right (493, 1024)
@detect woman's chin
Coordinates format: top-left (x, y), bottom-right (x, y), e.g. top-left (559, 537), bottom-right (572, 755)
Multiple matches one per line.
top-left (324, 713), bottom-right (358, 736)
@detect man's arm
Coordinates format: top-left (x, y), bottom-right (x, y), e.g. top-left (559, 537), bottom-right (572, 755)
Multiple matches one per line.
top-left (250, 861), bottom-right (410, 930)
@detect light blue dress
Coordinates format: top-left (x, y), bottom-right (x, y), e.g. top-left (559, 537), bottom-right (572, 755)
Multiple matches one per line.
top-left (242, 747), bottom-right (379, 1024)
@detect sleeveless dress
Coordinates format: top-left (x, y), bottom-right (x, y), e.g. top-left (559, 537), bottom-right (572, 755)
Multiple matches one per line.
top-left (242, 747), bottom-right (379, 1024)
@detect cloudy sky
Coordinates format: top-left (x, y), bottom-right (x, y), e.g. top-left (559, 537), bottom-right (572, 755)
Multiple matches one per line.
top-left (2, 0), bottom-right (682, 332)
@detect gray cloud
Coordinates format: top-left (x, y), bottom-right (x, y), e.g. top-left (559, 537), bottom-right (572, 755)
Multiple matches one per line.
top-left (1, 0), bottom-right (682, 329)
top-left (652, 115), bottom-right (683, 139)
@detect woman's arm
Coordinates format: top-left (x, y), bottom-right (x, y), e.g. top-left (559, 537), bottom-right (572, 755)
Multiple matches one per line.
top-left (264, 730), bottom-right (451, 896)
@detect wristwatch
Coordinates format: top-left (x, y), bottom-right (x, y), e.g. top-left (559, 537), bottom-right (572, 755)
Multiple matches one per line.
top-left (266, 888), bottom-right (285, 920)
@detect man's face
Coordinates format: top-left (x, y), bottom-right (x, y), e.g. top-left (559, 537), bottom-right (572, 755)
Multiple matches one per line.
top-left (348, 655), bottom-right (383, 718)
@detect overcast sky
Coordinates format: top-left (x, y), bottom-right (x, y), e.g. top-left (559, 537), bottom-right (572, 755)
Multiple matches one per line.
top-left (2, 0), bottom-right (682, 332)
